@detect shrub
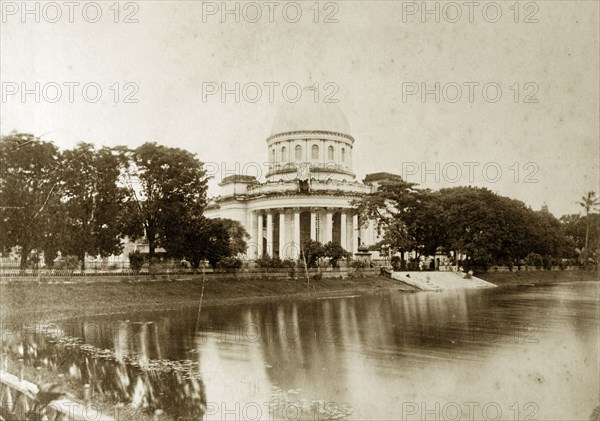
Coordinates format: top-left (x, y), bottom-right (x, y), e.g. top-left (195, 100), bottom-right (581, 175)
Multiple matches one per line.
top-left (129, 251), bottom-right (145, 273)
top-left (542, 255), bottom-right (552, 270)
top-left (526, 252), bottom-right (543, 269)
top-left (54, 255), bottom-right (79, 271)
top-left (281, 259), bottom-right (297, 268)
top-left (390, 256), bottom-right (402, 271)
top-left (323, 241), bottom-right (349, 268)
top-left (27, 253), bottom-right (41, 269)
top-left (301, 239), bottom-right (325, 268)
top-left (216, 257), bottom-right (243, 270)
top-left (280, 259), bottom-right (297, 277)
top-left (350, 260), bottom-right (367, 271)
top-left (255, 256), bottom-right (287, 268)
top-left (255, 256), bottom-right (274, 268)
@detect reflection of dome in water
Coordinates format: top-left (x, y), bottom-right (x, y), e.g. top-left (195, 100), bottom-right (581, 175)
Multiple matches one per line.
top-left (270, 87), bottom-right (351, 137)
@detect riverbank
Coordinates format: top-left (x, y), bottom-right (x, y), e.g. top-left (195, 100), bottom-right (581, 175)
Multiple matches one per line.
top-left (1, 270), bottom-right (597, 323)
top-left (479, 269), bottom-right (598, 286)
top-left (0, 274), bottom-right (418, 323)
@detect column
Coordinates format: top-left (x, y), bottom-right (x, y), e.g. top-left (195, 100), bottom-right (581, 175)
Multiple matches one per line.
top-left (279, 211), bottom-right (286, 259)
top-left (340, 212), bottom-right (347, 250)
top-left (247, 211), bottom-right (255, 258)
top-left (293, 210), bottom-right (301, 257)
top-left (325, 211), bottom-right (333, 243)
top-left (352, 214), bottom-right (359, 255)
top-left (266, 213), bottom-right (273, 257)
top-left (310, 211), bottom-right (317, 240)
top-left (257, 212), bottom-right (263, 257)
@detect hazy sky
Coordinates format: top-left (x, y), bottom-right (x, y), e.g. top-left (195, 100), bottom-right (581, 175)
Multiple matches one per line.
top-left (2, 0), bottom-right (598, 216)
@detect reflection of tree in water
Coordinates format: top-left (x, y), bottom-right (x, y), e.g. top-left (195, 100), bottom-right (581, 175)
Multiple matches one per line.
top-left (1, 326), bottom-right (206, 420)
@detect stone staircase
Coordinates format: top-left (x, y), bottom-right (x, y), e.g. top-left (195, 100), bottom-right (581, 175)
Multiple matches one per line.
top-left (390, 271), bottom-right (497, 291)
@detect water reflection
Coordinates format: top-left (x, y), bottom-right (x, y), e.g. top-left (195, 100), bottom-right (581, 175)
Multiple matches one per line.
top-left (3, 282), bottom-right (599, 420)
top-left (1, 320), bottom-right (206, 420)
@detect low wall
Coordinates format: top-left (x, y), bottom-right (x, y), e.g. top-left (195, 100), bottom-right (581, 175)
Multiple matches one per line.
top-left (486, 265), bottom-right (579, 272)
top-left (0, 267), bottom-right (382, 283)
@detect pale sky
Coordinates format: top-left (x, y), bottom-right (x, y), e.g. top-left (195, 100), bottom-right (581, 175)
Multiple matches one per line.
top-left (1, 0), bottom-right (598, 217)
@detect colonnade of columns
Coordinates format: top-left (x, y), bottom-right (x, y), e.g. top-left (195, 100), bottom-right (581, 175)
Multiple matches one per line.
top-left (247, 208), bottom-right (363, 259)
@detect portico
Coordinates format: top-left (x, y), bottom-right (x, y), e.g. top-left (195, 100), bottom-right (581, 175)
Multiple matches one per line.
top-left (250, 207), bottom-right (361, 259)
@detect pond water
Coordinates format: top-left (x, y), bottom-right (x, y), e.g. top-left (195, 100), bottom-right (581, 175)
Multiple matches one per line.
top-left (11, 281), bottom-right (600, 420)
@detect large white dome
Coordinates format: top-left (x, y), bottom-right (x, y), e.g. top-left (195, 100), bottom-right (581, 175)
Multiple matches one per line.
top-left (270, 87), bottom-right (351, 137)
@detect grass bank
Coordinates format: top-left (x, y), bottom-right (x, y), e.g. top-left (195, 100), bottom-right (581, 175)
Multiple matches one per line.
top-left (0, 274), bottom-right (417, 323)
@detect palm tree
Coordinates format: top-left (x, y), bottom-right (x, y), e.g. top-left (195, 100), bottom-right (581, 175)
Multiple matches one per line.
top-left (578, 191), bottom-right (600, 251)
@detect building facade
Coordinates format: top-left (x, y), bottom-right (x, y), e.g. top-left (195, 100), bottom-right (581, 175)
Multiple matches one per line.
top-left (204, 94), bottom-right (385, 259)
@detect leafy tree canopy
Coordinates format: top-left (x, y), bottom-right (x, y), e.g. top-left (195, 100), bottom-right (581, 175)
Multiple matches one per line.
top-left (0, 133), bottom-right (61, 268)
top-left (59, 142), bottom-right (127, 268)
top-left (120, 142), bottom-right (208, 259)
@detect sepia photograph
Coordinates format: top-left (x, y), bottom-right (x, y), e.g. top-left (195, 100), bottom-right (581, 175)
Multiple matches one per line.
top-left (0, 1), bottom-right (599, 420)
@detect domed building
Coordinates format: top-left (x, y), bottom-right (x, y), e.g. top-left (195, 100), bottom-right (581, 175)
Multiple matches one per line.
top-left (204, 90), bottom-right (388, 260)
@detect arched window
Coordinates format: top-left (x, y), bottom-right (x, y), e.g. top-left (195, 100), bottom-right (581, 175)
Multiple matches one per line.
top-left (311, 145), bottom-right (319, 160)
top-left (327, 145), bottom-right (334, 160)
top-left (271, 148), bottom-right (275, 162)
top-left (295, 145), bottom-right (302, 161)
top-left (341, 148), bottom-right (345, 162)
top-left (281, 146), bottom-right (287, 162)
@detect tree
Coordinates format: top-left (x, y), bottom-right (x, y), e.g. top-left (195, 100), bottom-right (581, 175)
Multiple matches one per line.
top-left (437, 187), bottom-right (573, 269)
top-left (177, 218), bottom-right (235, 269)
top-left (216, 218), bottom-right (249, 256)
top-left (120, 142), bottom-right (208, 260)
top-left (0, 134), bottom-right (62, 269)
top-left (353, 179), bottom-right (422, 260)
top-left (301, 239), bottom-right (324, 268)
top-left (129, 250), bottom-right (145, 273)
top-left (323, 241), bottom-right (349, 268)
top-left (561, 213), bottom-right (600, 261)
top-left (59, 143), bottom-right (127, 269)
top-left (411, 192), bottom-right (447, 257)
top-left (437, 187), bottom-right (503, 269)
top-left (560, 214), bottom-right (584, 249)
top-left (166, 217), bottom-right (248, 268)
top-left (39, 202), bottom-right (67, 269)
top-left (528, 210), bottom-right (572, 258)
top-left (357, 180), bottom-right (576, 270)
top-left (578, 191), bottom-right (599, 252)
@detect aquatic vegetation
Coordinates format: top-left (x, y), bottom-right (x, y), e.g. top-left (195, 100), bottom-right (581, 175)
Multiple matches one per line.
top-left (1, 325), bottom-right (207, 420)
top-left (268, 386), bottom-right (353, 420)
